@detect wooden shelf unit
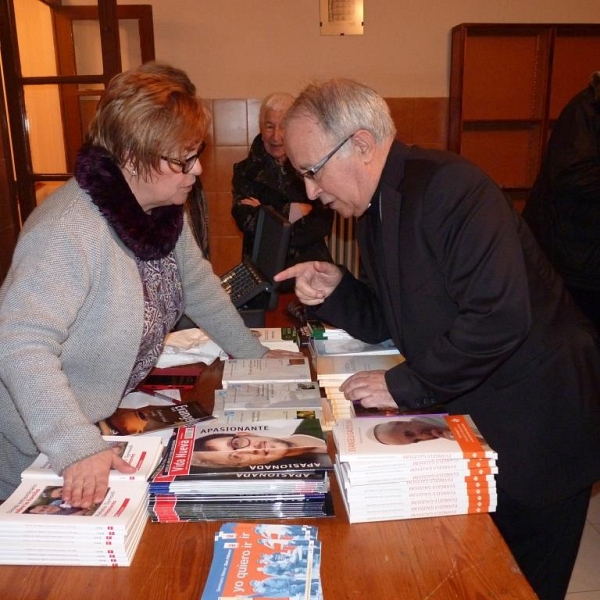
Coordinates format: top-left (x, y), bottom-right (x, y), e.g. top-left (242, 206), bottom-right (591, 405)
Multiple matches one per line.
top-left (449, 23), bottom-right (600, 207)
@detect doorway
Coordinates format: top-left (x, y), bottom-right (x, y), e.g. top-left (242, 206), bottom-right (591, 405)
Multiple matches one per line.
top-left (0, 0), bottom-right (154, 281)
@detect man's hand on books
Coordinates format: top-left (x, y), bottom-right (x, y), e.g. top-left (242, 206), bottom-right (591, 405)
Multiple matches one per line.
top-left (61, 448), bottom-right (137, 508)
top-left (274, 261), bottom-right (342, 305)
top-left (340, 370), bottom-right (398, 410)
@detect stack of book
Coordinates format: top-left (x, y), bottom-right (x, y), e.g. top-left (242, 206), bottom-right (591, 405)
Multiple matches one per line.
top-left (221, 357), bottom-right (312, 389)
top-left (316, 353), bottom-right (405, 422)
top-left (213, 380), bottom-right (328, 426)
top-left (0, 436), bottom-right (164, 566)
top-left (201, 522), bottom-right (323, 600)
top-left (332, 414), bottom-right (498, 523)
top-left (148, 419), bottom-right (334, 522)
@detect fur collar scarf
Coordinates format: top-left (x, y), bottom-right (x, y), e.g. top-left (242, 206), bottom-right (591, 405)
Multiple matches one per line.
top-left (74, 144), bottom-right (183, 260)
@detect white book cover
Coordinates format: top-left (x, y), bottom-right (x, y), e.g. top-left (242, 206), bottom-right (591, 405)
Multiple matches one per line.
top-left (23, 435), bottom-right (164, 483)
top-left (336, 457), bottom-right (498, 486)
top-left (313, 338), bottom-right (400, 357)
top-left (0, 479), bottom-right (149, 532)
top-left (333, 415), bottom-right (498, 463)
top-left (213, 407), bottom-right (324, 426)
top-left (248, 327), bottom-right (299, 352)
top-left (216, 381), bottom-right (322, 411)
top-left (221, 357), bottom-right (312, 388)
top-left (316, 353), bottom-right (404, 381)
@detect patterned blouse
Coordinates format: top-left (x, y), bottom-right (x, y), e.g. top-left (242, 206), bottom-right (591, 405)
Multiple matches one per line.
top-left (125, 252), bottom-right (184, 393)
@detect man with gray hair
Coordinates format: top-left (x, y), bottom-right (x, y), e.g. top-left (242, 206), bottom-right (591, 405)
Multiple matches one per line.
top-left (275, 77), bottom-right (600, 600)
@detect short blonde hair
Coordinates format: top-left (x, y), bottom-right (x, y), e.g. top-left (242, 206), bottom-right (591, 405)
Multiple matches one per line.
top-left (87, 61), bottom-right (210, 178)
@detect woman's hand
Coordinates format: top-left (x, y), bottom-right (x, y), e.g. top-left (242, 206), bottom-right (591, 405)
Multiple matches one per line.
top-left (60, 447), bottom-right (137, 508)
top-left (340, 370), bottom-right (397, 409)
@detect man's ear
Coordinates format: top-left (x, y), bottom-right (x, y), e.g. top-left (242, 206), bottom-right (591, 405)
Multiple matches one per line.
top-left (352, 129), bottom-right (376, 162)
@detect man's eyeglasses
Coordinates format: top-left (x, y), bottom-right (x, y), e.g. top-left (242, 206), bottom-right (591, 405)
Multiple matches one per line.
top-left (161, 140), bottom-right (206, 174)
top-left (298, 133), bottom-right (354, 180)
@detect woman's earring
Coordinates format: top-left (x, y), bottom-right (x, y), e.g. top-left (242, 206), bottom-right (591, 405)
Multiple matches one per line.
top-left (130, 169), bottom-right (137, 177)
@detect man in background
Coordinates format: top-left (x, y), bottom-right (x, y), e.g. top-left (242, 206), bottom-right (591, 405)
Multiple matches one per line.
top-left (232, 92), bottom-right (334, 289)
top-left (523, 71), bottom-right (600, 332)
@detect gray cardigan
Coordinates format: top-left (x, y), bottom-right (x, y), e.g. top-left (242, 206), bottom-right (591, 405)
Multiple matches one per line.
top-left (0, 179), bottom-right (266, 497)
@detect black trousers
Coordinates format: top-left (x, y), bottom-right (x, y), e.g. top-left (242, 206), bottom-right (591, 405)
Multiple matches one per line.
top-left (491, 485), bottom-right (592, 600)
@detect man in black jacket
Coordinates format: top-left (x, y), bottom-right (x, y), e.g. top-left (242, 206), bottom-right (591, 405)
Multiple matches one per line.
top-left (523, 71), bottom-right (600, 332)
top-left (275, 78), bottom-right (600, 600)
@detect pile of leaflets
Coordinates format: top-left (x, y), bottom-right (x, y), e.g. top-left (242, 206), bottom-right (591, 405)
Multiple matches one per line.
top-left (0, 436), bottom-right (164, 566)
top-left (148, 419), bottom-right (334, 522)
top-left (333, 414), bottom-right (498, 523)
top-left (201, 522), bottom-right (323, 600)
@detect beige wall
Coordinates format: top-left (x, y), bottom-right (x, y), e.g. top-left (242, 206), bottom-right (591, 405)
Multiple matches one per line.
top-left (63, 0), bottom-right (600, 98)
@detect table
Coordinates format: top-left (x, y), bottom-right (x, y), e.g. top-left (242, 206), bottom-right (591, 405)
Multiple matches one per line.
top-left (0, 299), bottom-right (538, 600)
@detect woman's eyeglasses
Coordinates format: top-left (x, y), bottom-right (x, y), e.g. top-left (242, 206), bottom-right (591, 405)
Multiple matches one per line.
top-left (161, 140), bottom-right (206, 173)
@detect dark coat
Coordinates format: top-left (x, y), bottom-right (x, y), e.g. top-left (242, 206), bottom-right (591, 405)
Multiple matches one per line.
top-left (522, 74), bottom-right (600, 292)
top-left (315, 141), bottom-right (600, 507)
top-left (232, 134), bottom-right (334, 265)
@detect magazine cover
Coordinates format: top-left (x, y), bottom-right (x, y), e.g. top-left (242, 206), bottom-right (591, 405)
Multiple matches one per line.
top-left (100, 401), bottom-right (214, 435)
top-left (333, 414), bottom-right (498, 462)
top-left (151, 420), bottom-right (333, 484)
top-left (201, 522), bottom-right (321, 600)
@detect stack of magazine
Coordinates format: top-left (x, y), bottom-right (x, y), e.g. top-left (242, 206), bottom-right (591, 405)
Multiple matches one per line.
top-left (332, 414), bottom-right (498, 523)
top-left (0, 436), bottom-right (164, 566)
top-left (201, 522), bottom-right (323, 600)
top-left (148, 419), bottom-right (334, 522)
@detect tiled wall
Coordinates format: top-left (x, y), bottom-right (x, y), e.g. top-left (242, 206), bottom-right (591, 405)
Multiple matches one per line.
top-left (202, 97), bottom-right (449, 276)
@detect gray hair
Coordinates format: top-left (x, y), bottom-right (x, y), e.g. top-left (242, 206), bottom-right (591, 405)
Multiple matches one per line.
top-left (259, 92), bottom-right (295, 126)
top-left (284, 78), bottom-right (396, 144)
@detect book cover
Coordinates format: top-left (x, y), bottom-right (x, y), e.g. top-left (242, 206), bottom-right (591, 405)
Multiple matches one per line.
top-left (22, 435), bottom-right (164, 483)
top-left (201, 522), bottom-right (320, 600)
top-left (151, 419), bottom-right (333, 484)
top-left (214, 407), bottom-right (325, 426)
top-left (222, 357), bottom-right (312, 388)
top-left (333, 415), bottom-right (498, 462)
top-left (249, 327), bottom-right (300, 352)
top-left (312, 337), bottom-right (400, 357)
top-left (100, 401), bottom-right (214, 436)
top-left (216, 381), bottom-right (322, 411)
top-left (316, 353), bottom-right (404, 383)
top-left (0, 479), bottom-right (149, 532)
